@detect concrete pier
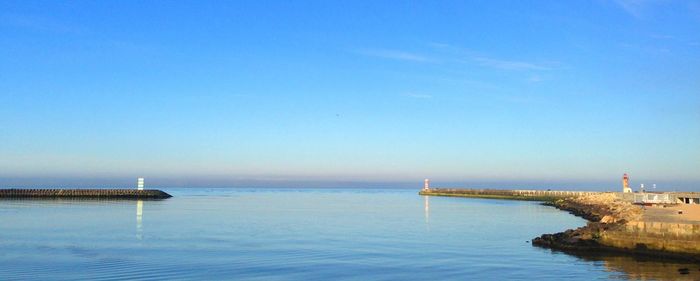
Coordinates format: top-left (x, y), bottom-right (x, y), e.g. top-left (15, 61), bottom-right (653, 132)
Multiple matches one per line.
top-left (419, 188), bottom-right (600, 201)
top-left (0, 189), bottom-right (172, 199)
top-left (420, 188), bottom-right (700, 205)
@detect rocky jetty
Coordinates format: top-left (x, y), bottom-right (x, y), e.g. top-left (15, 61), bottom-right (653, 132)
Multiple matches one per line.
top-left (422, 189), bottom-right (700, 262)
top-left (541, 193), bottom-right (641, 222)
top-left (0, 189), bottom-right (172, 199)
top-left (532, 194), bottom-right (636, 252)
top-left (532, 194), bottom-right (699, 262)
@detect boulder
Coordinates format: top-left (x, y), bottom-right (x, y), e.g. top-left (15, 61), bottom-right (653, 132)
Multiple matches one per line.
top-left (600, 215), bottom-right (615, 224)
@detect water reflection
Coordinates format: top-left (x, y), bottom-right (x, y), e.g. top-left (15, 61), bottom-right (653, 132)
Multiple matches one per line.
top-left (1, 198), bottom-right (149, 240)
top-left (136, 200), bottom-right (143, 240)
top-left (551, 249), bottom-right (700, 280)
top-left (423, 195), bottom-right (430, 226)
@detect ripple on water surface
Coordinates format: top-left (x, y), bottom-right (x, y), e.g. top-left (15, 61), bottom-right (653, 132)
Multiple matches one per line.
top-left (1, 188), bottom-right (698, 280)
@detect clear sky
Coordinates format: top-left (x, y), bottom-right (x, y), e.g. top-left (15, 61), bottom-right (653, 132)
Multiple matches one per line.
top-left (1, 1), bottom-right (699, 190)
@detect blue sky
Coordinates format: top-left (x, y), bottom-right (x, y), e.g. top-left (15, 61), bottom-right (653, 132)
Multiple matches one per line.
top-left (1, 1), bottom-right (699, 190)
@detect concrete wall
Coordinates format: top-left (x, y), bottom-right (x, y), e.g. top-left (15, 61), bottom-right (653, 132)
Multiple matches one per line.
top-left (601, 221), bottom-right (700, 255)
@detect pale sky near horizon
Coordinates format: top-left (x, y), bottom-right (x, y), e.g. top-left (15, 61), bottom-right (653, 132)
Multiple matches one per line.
top-left (1, 1), bottom-right (699, 190)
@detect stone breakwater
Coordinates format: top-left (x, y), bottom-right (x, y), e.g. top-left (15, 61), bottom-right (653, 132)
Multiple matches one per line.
top-left (421, 189), bottom-right (700, 262)
top-left (532, 194), bottom-right (700, 261)
top-left (0, 189), bottom-right (172, 199)
top-left (419, 188), bottom-right (599, 201)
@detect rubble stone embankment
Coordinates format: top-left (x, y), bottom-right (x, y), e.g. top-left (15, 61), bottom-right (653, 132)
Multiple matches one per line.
top-left (0, 189), bottom-right (172, 199)
top-left (532, 194), bottom-right (700, 261)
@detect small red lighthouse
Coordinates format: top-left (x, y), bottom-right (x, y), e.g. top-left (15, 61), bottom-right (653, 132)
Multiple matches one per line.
top-left (622, 173), bottom-right (632, 193)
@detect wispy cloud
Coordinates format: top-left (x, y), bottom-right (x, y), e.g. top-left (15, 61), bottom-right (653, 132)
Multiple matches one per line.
top-left (689, 1), bottom-right (700, 21)
top-left (528, 75), bottom-right (544, 83)
top-left (650, 33), bottom-right (674, 40)
top-left (428, 43), bottom-right (556, 72)
top-left (0, 13), bottom-right (85, 34)
top-left (474, 57), bottom-right (553, 71)
top-left (614, 0), bottom-right (655, 18)
top-left (355, 43), bottom-right (561, 86)
top-left (619, 42), bottom-right (671, 55)
top-left (427, 42), bottom-right (455, 49)
top-left (355, 48), bottom-right (433, 62)
top-left (616, 0), bottom-right (700, 20)
top-left (405, 92), bottom-right (433, 99)
top-left (613, 0), bottom-right (665, 18)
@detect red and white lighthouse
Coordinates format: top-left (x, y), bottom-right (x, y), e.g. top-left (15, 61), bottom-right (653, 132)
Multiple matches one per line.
top-left (622, 173), bottom-right (632, 193)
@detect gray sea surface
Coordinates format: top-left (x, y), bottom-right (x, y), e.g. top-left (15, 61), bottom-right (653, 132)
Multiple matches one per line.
top-left (1, 188), bottom-right (698, 280)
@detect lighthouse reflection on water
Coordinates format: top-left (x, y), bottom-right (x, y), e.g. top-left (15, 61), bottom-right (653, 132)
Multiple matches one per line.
top-left (136, 200), bottom-right (143, 240)
top-left (423, 178), bottom-right (430, 229)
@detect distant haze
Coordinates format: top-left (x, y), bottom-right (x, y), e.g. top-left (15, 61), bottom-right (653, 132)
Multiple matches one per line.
top-left (1, 1), bottom-right (698, 190)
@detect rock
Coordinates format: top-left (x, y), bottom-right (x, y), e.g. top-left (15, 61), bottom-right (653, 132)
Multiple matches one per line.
top-left (564, 237), bottom-right (580, 244)
top-left (600, 215), bottom-right (615, 224)
top-left (678, 268), bottom-right (690, 275)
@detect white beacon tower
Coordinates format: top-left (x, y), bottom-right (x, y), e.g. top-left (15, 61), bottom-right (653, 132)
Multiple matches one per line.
top-left (137, 177), bottom-right (145, 190)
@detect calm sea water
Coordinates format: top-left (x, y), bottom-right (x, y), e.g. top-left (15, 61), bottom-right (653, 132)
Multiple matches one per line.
top-left (1, 188), bottom-right (698, 280)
